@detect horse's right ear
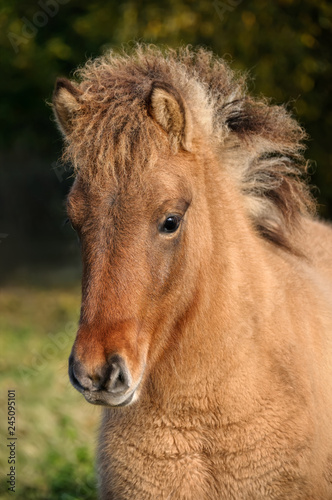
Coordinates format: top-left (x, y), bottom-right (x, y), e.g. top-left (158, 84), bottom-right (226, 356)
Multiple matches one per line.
top-left (52, 78), bottom-right (82, 136)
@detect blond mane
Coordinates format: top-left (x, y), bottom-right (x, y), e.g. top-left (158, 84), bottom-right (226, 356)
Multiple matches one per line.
top-left (59, 44), bottom-right (315, 252)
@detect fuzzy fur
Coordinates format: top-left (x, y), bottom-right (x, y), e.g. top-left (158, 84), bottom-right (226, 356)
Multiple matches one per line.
top-left (52, 45), bottom-right (332, 499)
top-left (53, 45), bottom-right (314, 253)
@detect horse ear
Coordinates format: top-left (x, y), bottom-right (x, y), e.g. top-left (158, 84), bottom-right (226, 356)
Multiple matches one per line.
top-left (52, 78), bottom-right (82, 136)
top-left (149, 82), bottom-right (192, 151)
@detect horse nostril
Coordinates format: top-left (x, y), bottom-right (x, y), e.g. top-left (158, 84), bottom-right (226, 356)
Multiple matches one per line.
top-left (68, 353), bottom-right (132, 396)
top-left (107, 355), bottom-right (131, 395)
top-left (69, 354), bottom-right (89, 393)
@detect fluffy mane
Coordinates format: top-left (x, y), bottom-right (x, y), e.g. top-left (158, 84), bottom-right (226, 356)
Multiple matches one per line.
top-left (58, 44), bottom-right (315, 252)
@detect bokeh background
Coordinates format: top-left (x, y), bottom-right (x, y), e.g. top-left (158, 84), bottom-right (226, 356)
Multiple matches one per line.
top-left (0, 0), bottom-right (331, 498)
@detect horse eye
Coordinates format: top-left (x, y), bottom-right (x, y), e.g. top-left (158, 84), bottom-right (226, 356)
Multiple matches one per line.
top-left (160, 215), bottom-right (181, 234)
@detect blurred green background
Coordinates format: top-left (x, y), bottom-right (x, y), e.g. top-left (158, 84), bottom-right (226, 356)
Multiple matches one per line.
top-left (0, 0), bottom-right (331, 498)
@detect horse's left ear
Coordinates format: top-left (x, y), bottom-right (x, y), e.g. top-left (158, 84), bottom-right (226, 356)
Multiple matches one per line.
top-left (52, 78), bottom-right (82, 137)
top-left (148, 82), bottom-right (192, 151)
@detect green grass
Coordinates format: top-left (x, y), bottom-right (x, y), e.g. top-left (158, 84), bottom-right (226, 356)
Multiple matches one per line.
top-left (0, 271), bottom-right (99, 499)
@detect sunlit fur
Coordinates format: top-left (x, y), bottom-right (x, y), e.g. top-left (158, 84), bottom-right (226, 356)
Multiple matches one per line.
top-left (53, 45), bottom-right (332, 499)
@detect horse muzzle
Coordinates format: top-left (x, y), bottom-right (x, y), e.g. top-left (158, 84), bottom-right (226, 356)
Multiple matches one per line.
top-left (68, 353), bottom-right (141, 407)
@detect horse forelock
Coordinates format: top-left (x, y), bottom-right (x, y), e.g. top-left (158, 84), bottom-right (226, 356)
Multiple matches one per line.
top-left (61, 44), bottom-right (315, 252)
top-left (62, 79), bottom-right (168, 185)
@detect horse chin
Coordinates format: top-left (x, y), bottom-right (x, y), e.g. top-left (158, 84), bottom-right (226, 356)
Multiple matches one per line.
top-left (82, 387), bottom-right (137, 408)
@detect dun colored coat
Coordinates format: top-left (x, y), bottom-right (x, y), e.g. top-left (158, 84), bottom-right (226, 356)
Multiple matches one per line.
top-left (53, 45), bottom-right (332, 499)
